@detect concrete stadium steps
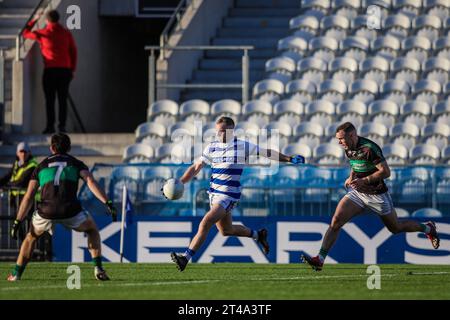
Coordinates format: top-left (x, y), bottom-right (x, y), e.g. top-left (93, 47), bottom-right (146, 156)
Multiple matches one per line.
top-left (0, 134), bottom-right (134, 174)
top-left (0, 0), bottom-right (40, 9)
top-left (180, 0), bottom-right (298, 103)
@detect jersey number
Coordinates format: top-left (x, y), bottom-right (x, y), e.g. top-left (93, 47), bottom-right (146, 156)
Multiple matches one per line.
top-left (49, 162), bottom-right (67, 186)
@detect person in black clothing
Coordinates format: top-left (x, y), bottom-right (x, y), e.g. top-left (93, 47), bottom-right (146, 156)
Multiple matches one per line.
top-left (7, 133), bottom-right (117, 282)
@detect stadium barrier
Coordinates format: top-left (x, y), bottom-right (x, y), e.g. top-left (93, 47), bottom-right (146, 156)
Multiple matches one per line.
top-left (79, 164), bottom-right (450, 217)
top-left (53, 215), bottom-right (450, 264)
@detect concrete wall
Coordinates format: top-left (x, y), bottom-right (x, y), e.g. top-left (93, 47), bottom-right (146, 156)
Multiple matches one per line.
top-left (19, 0), bottom-right (165, 133)
top-left (157, 0), bottom-right (233, 102)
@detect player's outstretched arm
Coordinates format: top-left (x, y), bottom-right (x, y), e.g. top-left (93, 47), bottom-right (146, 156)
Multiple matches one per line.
top-left (81, 170), bottom-right (117, 221)
top-left (11, 180), bottom-right (39, 239)
top-left (180, 161), bottom-right (204, 184)
top-left (259, 148), bottom-right (305, 164)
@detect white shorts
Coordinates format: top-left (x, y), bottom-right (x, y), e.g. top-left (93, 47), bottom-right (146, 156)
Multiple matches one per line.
top-left (345, 188), bottom-right (394, 216)
top-left (209, 193), bottom-right (239, 213)
top-left (31, 210), bottom-right (90, 236)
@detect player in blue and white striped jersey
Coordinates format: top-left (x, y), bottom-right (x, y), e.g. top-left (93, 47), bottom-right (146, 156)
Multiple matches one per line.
top-left (171, 116), bottom-right (305, 271)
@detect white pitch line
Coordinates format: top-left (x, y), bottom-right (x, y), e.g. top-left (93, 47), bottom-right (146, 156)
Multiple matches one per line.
top-left (1, 271), bottom-right (449, 292)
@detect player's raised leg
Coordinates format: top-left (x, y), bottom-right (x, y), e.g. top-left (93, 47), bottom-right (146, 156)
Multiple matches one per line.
top-left (7, 226), bottom-right (44, 281)
top-left (380, 209), bottom-right (440, 249)
top-left (216, 210), bottom-right (269, 254)
top-left (302, 196), bottom-right (364, 271)
top-left (74, 215), bottom-right (110, 280)
top-left (171, 204), bottom-right (227, 271)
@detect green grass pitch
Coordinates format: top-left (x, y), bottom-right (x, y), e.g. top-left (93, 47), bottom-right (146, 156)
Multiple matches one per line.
top-left (1, 263), bottom-right (449, 299)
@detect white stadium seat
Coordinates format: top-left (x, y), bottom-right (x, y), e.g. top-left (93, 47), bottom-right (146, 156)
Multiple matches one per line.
top-left (210, 99), bottom-right (241, 122)
top-left (252, 79), bottom-right (285, 103)
top-left (147, 99), bottom-right (178, 127)
top-left (123, 143), bottom-right (154, 163)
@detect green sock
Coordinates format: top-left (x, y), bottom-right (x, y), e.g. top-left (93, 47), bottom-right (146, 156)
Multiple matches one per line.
top-left (420, 224), bottom-right (431, 234)
top-left (92, 256), bottom-right (103, 268)
top-left (318, 248), bottom-right (328, 262)
top-left (12, 264), bottom-right (26, 277)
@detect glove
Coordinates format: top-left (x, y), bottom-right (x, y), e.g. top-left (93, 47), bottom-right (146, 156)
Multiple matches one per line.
top-left (105, 200), bottom-right (117, 222)
top-left (290, 155), bottom-right (305, 164)
top-left (11, 219), bottom-right (21, 240)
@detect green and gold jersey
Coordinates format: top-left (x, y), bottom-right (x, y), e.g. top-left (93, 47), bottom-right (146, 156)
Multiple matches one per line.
top-left (345, 136), bottom-right (388, 195)
top-left (30, 153), bottom-right (88, 219)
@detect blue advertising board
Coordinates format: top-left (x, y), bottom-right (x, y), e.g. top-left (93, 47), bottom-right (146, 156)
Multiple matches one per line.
top-left (53, 215), bottom-right (450, 264)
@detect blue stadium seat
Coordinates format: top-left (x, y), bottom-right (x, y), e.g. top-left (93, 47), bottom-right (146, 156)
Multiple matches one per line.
top-left (411, 208), bottom-right (443, 217)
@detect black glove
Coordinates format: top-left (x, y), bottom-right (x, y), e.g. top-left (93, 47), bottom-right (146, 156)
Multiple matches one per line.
top-left (105, 200), bottom-right (117, 222)
top-left (11, 219), bottom-right (21, 240)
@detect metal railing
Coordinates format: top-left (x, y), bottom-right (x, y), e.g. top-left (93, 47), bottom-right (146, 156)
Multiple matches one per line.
top-left (145, 45), bottom-right (254, 105)
top-left (15, 0), bottom-right (49, 61)
top-left (159, 0), bottom-right (190, 57)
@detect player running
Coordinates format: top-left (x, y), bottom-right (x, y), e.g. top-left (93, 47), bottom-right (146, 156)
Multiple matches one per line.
top-left (170, 116), bottom-right (305, 271)
top-left (302, 122), bottom-right (440, 271)
top-left (7, 133), bottom-right (117, 281)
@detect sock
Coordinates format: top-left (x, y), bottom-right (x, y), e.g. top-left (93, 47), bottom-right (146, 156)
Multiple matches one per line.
top-left (92, 256), bottom-right (103, 269)
top-left (318, 248), bottom-right (328, 263)
top-left (421, 224), bottom-right (431, 234)
top-left (183, 248), bottom-right (196, 261)
top-left (250, 229), bottom-right (258, 241)
top-left (12, 264), bottom-right (26, 277)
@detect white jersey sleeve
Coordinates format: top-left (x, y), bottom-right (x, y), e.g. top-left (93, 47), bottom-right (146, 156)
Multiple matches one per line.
top-left (199, 143), bottom-right (212, 165)
top-left (245, 141), bottom-right (260, 157)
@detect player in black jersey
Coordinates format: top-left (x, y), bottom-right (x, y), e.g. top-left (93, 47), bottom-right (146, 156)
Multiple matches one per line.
top-left (7, 133), bottom-right (117, 281)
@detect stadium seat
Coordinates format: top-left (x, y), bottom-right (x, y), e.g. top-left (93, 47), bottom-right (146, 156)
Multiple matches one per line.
top-left (411, 208), bottom-right (443, 217)
top-left (265, 56), bottom-right (296, 84)
top-left (264, 122), bottom-right (293, 150)
top-left (252, 79), bottom-right (284, 103)
top-left (432, 99), bottom-right (450, 120)
top-left (436, 166), bottom-right (450, 203)
top-left (412, 80), bottom-right (441, 106)
top-left (297, 135), bottom-right (322, 150)
top-left (302, 166), bottom-right (333, 201)
top-left (234, 121), bottom-right (260, 147)
top-left (332, 0), bottom-right (360, 20)
top-left (359, 122), bottom-right (388, 146)
top-left (168, 122), bottom-right (199, 144)
top-left (383, 144), bottom-right (409, 165)
top-left (395, 207), bottom-right (410, 217)
top-left (402, 36), bottom-right (432, 64)
top-left (398, 167), bottom-right (430, 204)
top-left (156, 143), bottom-right (188, 164)
top-left (282, 143), bottom-right (313, 162)
top-left (242, 100), bottom-right (272, 128)
top-left (352, 15), bottom-right (379, 43)
top-left (313, 143), bottom-right (344, 165)
top-left (391, 57), bottom-right (421, 87)
top-left (329, 57), bottom-right (358, 83)
top-left (421, 123), bottom-right (450, 149)
top-left (380, 79), bottom-right (410, 106)
top-left (336, 100), bottom-right (367, 127)
top-left (123, 143), bottom-right (154, 164)
top-left (401, 100), bottom-right (432, 128)
top-left (142, 167), bottom-right (173, 202)
top-left (302, 0), bottom-right (331, 19)
top-left (359, 56), bottom-right (390, 86)
top-left (413, 15), bottom-right (442, 43)
top-left (278, 36), bottom-right (309, 62)
top-left (393, 0), bottom-right (422, 20)
top-left (273, 100), bottom-right (304, 129)
top-left (309, 36), bottom-right (339, 63)
top-left (368, 100), bottom-right (399, 130)
top-left (179, 100), bottom-right (210, 124)
top-left (210, 99), bottom-right (241, 122)
top-left (202, 122), bottom-right (217, 143)
top-left (390, 122), bottom-right (420, 150)
top-left (422, 57), bottom-right (449, 85)
top-left (372, 35), bottom-right (401, 61)
top-left (147, 99), bottom-right (178, 127)
top-left (321, 15), bottom-right (350, 41)
top-left (285, 79), bottom-right (316, 104)
top-left (384, 13), bottom-right (411, 40)
top-left (424, 0), bottom-right (449, 21)
top-left (305, 100), bottom-right (335, 128)
top-left (435, 36), bottom-right (450, 60)
top-left (410, 144), bottom-right (441, 165)
top-left (349, 79), bottom-right (378, 104)
top-left (109, 166), bottom-right (141, 203)
top-left (442, 146), bottom-right (450, 164)
top-left (317, 79), bottom-right (347, 105)
top-left (297, 57), bottom-right (327, 87)
top-left (289, 14), bottom-right (320, 35)
top-left (340, 36), bottom-right (370, 63)
top-left (135, 122), bottom-right (166, 150)
top-left (293, 122), bottom-right (325, 139)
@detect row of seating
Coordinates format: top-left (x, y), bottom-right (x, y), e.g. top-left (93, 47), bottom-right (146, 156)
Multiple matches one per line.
top-left (265, 56), bottom-right (449, 87)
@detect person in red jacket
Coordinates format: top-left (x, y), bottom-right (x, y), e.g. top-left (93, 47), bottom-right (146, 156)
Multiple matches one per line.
top-left (23, 10), bottom-right (77, 134)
